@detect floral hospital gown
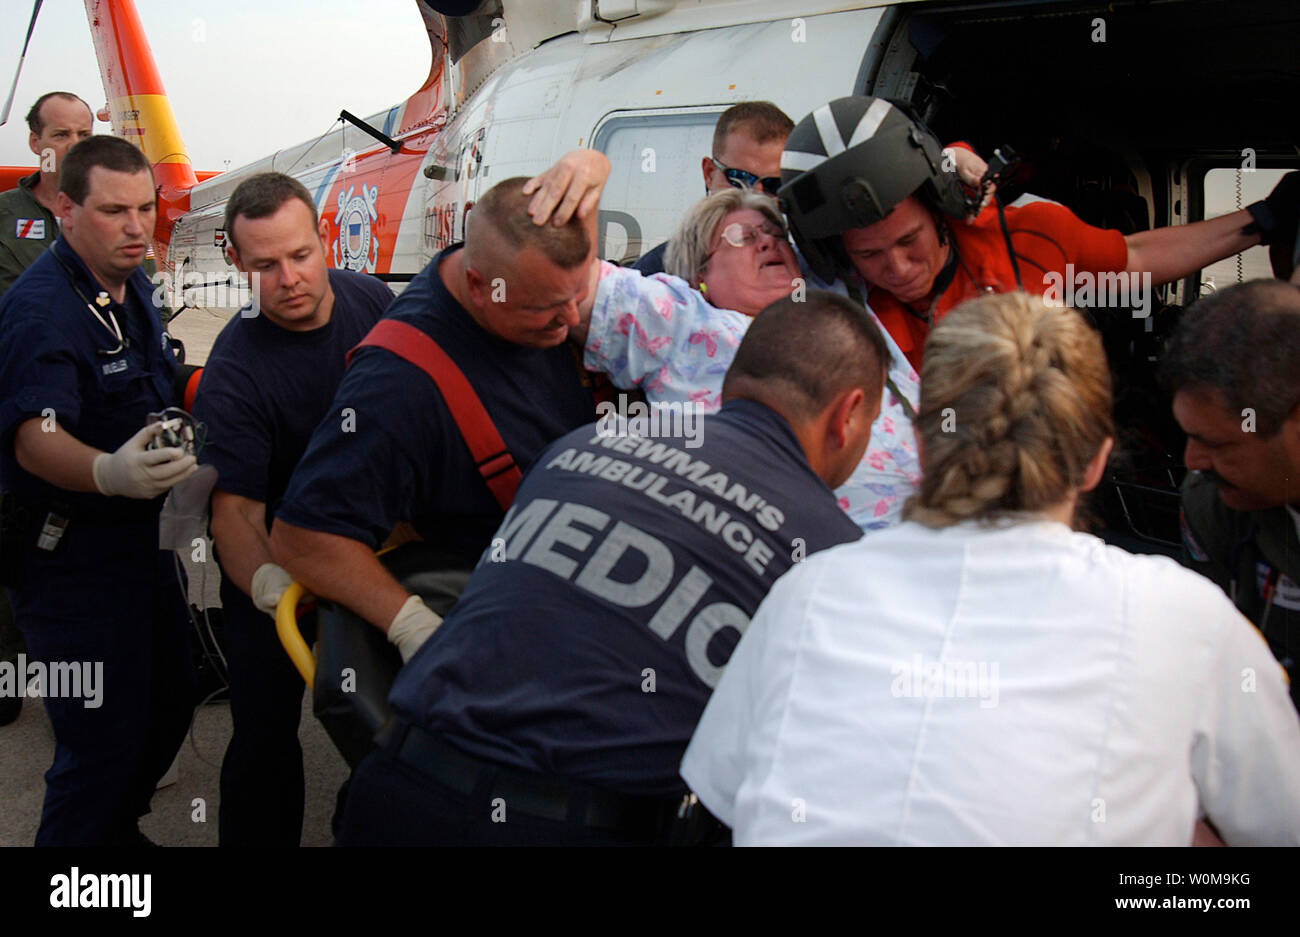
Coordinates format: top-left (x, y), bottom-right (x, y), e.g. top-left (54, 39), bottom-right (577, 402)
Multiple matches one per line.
top-left (583, 262), bottom-right (922, 531)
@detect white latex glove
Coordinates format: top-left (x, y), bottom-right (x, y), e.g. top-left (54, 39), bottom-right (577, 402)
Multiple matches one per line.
top-left (251, 562), bottom-right (295, 618)
top-left (92, 424), bottom-right (198, 499)
top-left (949, 144), bottom-right (989, 190)
top-left (946, 144), bottom-right (994, 216)
top-left (387, 595), bottom-right (443, 663)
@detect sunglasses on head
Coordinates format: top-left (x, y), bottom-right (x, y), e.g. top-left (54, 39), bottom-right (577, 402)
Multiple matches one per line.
top-left (710, 156), bottom-right (782, 197)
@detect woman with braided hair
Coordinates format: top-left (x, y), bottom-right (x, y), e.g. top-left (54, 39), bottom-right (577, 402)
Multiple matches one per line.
top-left (903, 290), bottom-right (1114, 530)
top-left (682, 291), bottom-right (1300, 846)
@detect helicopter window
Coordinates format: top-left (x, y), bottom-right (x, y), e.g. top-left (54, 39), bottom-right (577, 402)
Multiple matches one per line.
top-left (1198, 167), bottom-right (1288, 295)
top-left (591, 109), bottom-right (722, 265)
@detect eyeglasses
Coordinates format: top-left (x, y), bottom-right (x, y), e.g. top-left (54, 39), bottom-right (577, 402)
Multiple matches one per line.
top-left (701, 220), bottom-right (788, 270)
top-left (715, 219), bottom-right (786, 249)
top-left (710, 156), bottom-right (782, 197)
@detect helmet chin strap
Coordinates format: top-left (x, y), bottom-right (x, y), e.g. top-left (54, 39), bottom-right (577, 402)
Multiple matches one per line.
top-left (898, 230), bottom-right (959, 327)
top-left (930, 234), bottom-right (960, 296)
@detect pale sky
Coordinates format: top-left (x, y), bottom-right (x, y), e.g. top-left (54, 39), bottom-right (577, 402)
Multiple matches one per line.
top-left (0, 0), bottom-right (433, 170)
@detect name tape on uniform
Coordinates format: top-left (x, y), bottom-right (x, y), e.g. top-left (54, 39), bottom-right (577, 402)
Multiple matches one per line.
top-left (1258, 562), bottom-right (1300, 611)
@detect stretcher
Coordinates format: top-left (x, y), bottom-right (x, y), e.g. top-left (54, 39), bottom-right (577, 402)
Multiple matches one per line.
top-left (274, 542), bottom-right (473, 767)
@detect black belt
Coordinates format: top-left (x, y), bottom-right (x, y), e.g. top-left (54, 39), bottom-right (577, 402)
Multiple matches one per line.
top-left (374, 718), bottom-right (680, 838)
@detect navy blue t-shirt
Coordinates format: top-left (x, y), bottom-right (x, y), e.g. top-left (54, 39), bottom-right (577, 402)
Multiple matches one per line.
top-left (193, 268), bottom-right (393, 520)
top-left (0, 237), bottom-right (177, 522)
top-left (275, 246), bottom-right (596, 560)
top-left (632, 240), bottom-right (669, 276)
top-left (389, 398), bottom-right (863, 798)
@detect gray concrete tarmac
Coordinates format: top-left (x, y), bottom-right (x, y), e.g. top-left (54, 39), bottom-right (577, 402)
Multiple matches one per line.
top-left (0, 685), bottom-right (351, 847)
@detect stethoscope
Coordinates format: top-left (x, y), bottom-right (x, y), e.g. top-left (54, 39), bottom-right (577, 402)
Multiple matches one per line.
top-left (47, 244), bottom-right (127, 356)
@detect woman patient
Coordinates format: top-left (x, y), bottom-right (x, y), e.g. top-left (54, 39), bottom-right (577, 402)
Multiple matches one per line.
top-left (680, 290), bottom-right (1300, 846)
top-left (582, 188), bottom-right (921, 530)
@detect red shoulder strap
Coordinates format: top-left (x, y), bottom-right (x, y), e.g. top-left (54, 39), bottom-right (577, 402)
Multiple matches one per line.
top-left (347, 319), bottom-right (522, 510)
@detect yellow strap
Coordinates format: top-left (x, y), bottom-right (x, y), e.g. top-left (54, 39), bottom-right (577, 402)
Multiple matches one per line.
top-left (275, 582), bottom-right (315, 687)
top-left (275, 544), bottom-right (401, 686)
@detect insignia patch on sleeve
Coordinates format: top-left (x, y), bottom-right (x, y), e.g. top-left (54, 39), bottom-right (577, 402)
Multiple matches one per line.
top-left (15, 218), bottom-right (45, 239)
top-left (1258, 562), bottom-right (1300, 611)
top-left (1275, 575), bottom-right (1300, 611)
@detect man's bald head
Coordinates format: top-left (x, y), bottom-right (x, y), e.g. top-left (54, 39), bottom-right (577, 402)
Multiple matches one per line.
top-left (464, 177), bottom-right (590, 270)
top-left (723, 291), bottom-right (887, 421)
top-left (458, 177), bottom-right (595, 349)
top-left (26, 92), bottom-right (92, 135)
top-left (723, 291), bottom-right (888, 489)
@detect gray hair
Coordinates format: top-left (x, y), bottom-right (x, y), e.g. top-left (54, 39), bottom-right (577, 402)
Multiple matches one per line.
top-left (663, 189), bottom-right (788, 285)
top-left (1158, 279), bottom-right (1300, 437)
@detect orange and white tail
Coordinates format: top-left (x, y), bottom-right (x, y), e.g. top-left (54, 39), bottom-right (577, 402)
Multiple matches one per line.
top-left (83, 0), bottom-right (198, 260)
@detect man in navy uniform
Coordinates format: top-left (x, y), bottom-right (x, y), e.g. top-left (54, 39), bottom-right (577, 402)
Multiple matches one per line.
top-left (192, 172), bottom-right (395, 845)
top-left (271, 171), bottom-right (604, 663)
top-left (632, 101), bottom-right (793, 276)
top-left (336, 291), bottom-right (881, 845)
top-left (0, 136), bottom-right (197, 845)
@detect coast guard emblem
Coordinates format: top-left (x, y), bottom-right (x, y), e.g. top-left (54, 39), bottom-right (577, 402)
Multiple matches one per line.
top-left (333, 183), bottom-right (380, 272)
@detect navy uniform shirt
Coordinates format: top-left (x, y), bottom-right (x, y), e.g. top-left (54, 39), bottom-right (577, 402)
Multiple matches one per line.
top-left (0, 237), bottom-right (177, 522)
top-left (193, 268), bottom-right (393, 521)
top-left (632, 240), bottom-right (669, 276)
top-left (275, 246), bottom-right (596, 562)
top-left (390, 399), bottom-right (863, 798)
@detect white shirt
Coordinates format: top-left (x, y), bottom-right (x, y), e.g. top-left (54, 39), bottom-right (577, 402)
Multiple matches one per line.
top-left (681, 518), bottom-right (1300, 845)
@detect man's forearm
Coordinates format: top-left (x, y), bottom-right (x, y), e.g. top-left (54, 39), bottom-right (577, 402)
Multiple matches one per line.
top-left (210, 498), bottom-right (275, 598)
top-left (14, 417), bottom-right (101, 492)
top-left (1125, 209), bottom-right (1259, 286)
top-left (269, 519), bottom-right (409, 631)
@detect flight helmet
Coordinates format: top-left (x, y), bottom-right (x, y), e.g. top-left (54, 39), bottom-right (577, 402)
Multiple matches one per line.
top-left (778, 96), bottom-right (971, 284)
